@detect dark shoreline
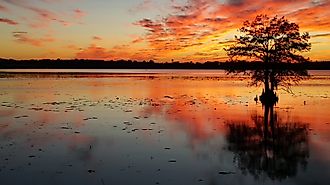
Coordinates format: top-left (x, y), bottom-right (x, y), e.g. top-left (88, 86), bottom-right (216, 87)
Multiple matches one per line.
top-left (1, 59), bottom-right (330, 70)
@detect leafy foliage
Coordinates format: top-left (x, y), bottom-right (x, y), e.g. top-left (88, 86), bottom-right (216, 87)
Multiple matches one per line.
top-left (225, 15), bottom-right (311, 92)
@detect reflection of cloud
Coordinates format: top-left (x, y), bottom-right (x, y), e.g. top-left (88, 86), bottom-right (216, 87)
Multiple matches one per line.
top-left (0, 102), bottom-right (96, 163)
top-left (142, 94), bottom-right (233, 147)
top-left (67, 135), bottom-right (97, 161)
top-left (145, 102), bottom-right (251, 149)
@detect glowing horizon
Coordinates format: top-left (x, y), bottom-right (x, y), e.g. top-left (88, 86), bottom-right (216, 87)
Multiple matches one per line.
top-left (1, 0), bottom-right (330, 62)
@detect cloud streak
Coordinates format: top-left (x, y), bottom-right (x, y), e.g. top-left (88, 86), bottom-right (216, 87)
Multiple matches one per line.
top-left (13, 32), bottom-right (55, 46)
top-left (3, 0), bottom-right (86, 28)
top-left (129, 0), bottom-right (153, 14)
top-left (76, 44), bottom-right (113, 60)
top-left (0, 18), bottom-right (18, 25)
top-left (311, 32), bottom-right (330, 38)
top-left (75, 42), bottom-right (159, 61)
top-left (0, 4), bottom-right (9, 12)
top-left (73, 9), bottom-right (86, 19)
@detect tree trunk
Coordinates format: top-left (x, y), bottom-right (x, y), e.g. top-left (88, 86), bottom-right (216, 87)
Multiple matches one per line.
top-left (264, 69), bottom-right (270, 93)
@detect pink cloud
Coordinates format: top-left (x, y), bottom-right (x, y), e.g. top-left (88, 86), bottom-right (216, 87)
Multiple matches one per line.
top-left (129, 0), bottom-right (153, 13)
top-left (73, 9), bottom-right (86, 19)
top-left (3, 0), bottom-right (85, 28)
top-left (0, 18), bottom-right (18, 25)
top-left (0, 4), bottom-right (9, 12)
top-left (40, 0), bottom-right (63, 3)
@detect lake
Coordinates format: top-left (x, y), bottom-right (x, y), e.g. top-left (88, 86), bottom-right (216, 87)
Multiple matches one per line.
top-left (0, 70), bottom-right (329, 185)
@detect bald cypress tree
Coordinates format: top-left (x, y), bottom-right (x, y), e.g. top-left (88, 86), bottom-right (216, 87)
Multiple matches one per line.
top-left (225, 15), bottom-right (311, 103)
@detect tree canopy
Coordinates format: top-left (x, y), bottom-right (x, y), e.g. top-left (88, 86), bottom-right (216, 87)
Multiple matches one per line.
top-left (225, 15), bottom-right (311, 97)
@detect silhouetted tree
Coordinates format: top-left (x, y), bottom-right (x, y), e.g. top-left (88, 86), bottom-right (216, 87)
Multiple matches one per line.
top-left (225, 15), bottom-right (311, 98)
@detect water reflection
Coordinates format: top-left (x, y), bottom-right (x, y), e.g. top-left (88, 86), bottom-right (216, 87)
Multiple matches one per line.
top-left (226, 103), bottom-right (309, 181)
top-left (0, 73), bottom-right (329, 185)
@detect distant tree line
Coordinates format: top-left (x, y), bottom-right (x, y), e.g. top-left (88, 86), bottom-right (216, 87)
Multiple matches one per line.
top-left (0, 58), bottom-right (330, 70)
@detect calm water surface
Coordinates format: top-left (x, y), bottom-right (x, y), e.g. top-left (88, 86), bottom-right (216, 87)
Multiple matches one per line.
top-left (0, 70), bottom-right (329, 185)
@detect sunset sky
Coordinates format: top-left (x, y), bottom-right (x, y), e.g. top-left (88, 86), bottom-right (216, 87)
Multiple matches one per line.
top-left (1, 0), bottom-right (330, 62)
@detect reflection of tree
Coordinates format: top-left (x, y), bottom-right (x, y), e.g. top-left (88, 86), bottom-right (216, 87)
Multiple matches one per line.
top-left (226, 104), bottom-right (309, 181)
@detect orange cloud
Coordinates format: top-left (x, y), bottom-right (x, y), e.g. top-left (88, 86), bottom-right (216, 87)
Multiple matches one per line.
top-left (75, 42), bottom-right (161, 61)
top-left (133, 0), bottom-right (330, 61)
top-left (66, 44), bottom-right (80, 50)
top-left (75, 44), bottom-right (113, 59)
top-left (2, 0), bottom-right (329, 61)
top-left (13, 32), bottom-right (55, 46)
